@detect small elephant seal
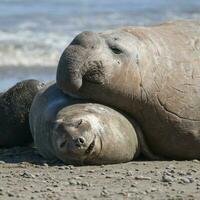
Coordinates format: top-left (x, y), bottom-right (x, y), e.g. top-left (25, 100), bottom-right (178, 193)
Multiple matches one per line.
top-left (29, 83), bottom-right (141, 165)
top-left (57, 20), bottom-right (200, 160)
top-left (0, 79), bottom-right (45, 147)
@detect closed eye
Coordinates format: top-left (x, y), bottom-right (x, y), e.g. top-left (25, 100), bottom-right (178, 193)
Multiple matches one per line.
top-left (110, 46), bottom-right (123, 54)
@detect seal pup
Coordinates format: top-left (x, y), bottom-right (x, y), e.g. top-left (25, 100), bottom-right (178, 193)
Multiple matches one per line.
top-left (0, 79), bottom-right (45, 147)
top-left (57, 20), bottom-right (200, 159)
top-left (29, 83), bottom-right (141, 165)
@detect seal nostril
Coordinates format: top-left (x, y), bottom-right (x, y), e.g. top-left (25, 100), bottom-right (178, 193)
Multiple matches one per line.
top-left (79, 137), bottom-right (85, 144)
top-left (75, 137), bottom-right (85, 147)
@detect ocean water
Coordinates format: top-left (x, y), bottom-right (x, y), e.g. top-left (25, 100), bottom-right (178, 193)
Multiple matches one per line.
top-left (0, 0), bottom-right (200, 91)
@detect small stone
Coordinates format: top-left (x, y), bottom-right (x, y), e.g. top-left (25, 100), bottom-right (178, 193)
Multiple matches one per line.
top-left (135, 176), bottom-right (151, 180)
top-left (88, 170), bottom-right (95, 173)
top-left (105, 175), bottom-right (113, 179)
top-left (53, 184), bottom-right (59, 187)
top-left (69, 180), bottom-right (77, 185)
top-left (58, 166), bottom-right (65, 170)
top-left (101, 189), bottom-right (109, 197)
top-left (66, 165), bottom-right (75, 169)
top-left (43, 163), bottom-right (49, 167)
top-left (131, 184), bottom-right (137, 187)
top-left (79, 174), bottom-right (86, 177)
top-left (162, 174), bottom-right (174, 182)
top-left (179, 177), bottom-right (193, 184)
top-left (0, 161), bottom-right (5, 164)
top-left (81, 182), bottom-right (90, 187)
top-left (7, 192), bottom-right (14, 197)
top-left (20, 171), bottom-right (35, 179)
top-left (23, 186), bottom-right (29, 190)
top-left (177, 171), bottom-right (186, 176)
top-left (150, 187), bottom-right (158, 192)
top-left (186, 171), bottom-right (192, 176)
top-left (46, 187), bottom-right (53, 191)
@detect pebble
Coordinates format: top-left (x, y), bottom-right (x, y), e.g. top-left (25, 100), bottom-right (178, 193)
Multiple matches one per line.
top-left (88, 170), bottom-right (95, 173)
top-left (101, 189), bottom-right (109, 197)
top-left (177, 171), bottom-right (186, 176)
top-left (135, 176), bottom-right (151, 180)
top-left (162, 174), bottom-right (174, 182)
top-left (69, 180), bottom-right (77, 185)
top-left (179, 177), bottom-right (193, 184)
top-left (131, 183), bottom-right (137, 187)
top-left (79, 174), bottom-right (86, 177)
top-left (43, 163), bottom-right (49, 167)
top-left (105, 175), bottom-right (113, 179)
top-left (0, 161), bottom-right (5, 164)
top-left (7, 192), bottom-right (14, 197)
top-left (19, 171), bottom-right (35, 178)
top-left (81, 182), bottom-right (90, 187)
top-left (150, 187), bottom-right (158, 192)
top-left (53, 184), bottom-right (59, 187)
top-left (58, 166), bottom-right (65, 170)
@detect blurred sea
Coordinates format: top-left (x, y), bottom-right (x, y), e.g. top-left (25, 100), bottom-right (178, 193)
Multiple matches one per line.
top-left (0, 0), bottom-right (200, 91)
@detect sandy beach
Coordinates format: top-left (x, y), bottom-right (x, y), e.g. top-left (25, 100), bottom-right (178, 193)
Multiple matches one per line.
top-left (0, 147), bottom-right (199, 200)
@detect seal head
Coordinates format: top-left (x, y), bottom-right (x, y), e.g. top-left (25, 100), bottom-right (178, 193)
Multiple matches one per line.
top-left (52, 115), bottom-right (102, 165)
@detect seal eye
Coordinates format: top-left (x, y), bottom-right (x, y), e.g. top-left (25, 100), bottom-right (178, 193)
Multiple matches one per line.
top-left (110, 46), bottom-right (122, 54)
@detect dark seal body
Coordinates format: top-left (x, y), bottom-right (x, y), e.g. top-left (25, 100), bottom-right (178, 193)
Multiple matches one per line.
top-left (29, 83), bottom-right (140, 165)
top-left (57, 20), bottom-right (200, 160)
top-left (0, 79), bottom-right (45, 147)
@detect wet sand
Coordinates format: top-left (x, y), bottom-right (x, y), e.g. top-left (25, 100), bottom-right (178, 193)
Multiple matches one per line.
top-left (0, 147), bottom-right (199, 200)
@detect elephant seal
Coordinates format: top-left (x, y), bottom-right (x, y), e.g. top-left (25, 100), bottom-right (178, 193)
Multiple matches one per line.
top-left (0, 79), bottom-right (45, 147)
top-left (29, 83), bottom-right (142, 165)
top-left (57, 20), bottom-right (200, 160)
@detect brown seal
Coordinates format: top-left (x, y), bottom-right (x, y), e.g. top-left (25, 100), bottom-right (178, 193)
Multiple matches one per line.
top-left (29, 83), bottom-right (141, 165)
top-left (0, 79), bottom-right (45, 147)
top-left (56, 20), bottom-right (200, 160)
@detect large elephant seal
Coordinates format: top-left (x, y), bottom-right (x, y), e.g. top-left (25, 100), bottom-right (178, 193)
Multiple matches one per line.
top-left (29, 83), bottom-right (142, 165)
top-left (0, 79), bottom-right (45, 147)
top-left (57, 20), bottom-right (200, 160)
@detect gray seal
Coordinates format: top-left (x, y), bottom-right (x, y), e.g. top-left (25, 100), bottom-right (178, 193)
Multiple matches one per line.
top-left (56, 20), bottom-right (200, 160)
top-left (0, 79), bottom-right (45, 147)
top-left (29, 83), bottom-right (141, 165)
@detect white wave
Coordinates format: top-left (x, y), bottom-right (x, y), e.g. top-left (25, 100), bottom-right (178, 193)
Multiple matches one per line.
top-left (0, 30), bottom-right (74, 67)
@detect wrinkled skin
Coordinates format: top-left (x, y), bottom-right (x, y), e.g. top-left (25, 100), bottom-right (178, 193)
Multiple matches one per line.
top-left (57, 20), bottom-right (200, 160)
top-left (0, 79), bottom-right (45, 147)
top-left (30, 83), bottom-right (139, 165)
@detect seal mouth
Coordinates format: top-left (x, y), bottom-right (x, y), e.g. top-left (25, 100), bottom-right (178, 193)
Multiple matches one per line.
top-left (85, 136), bottom-right (96, 155)
top-left (82, 78), bottom-right (103, 86)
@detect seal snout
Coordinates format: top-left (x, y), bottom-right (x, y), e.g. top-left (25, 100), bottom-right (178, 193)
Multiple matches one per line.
top-left (57, 31), bottom-right (102, 94)
top-left (74, 136), bottom-right (86, 148)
